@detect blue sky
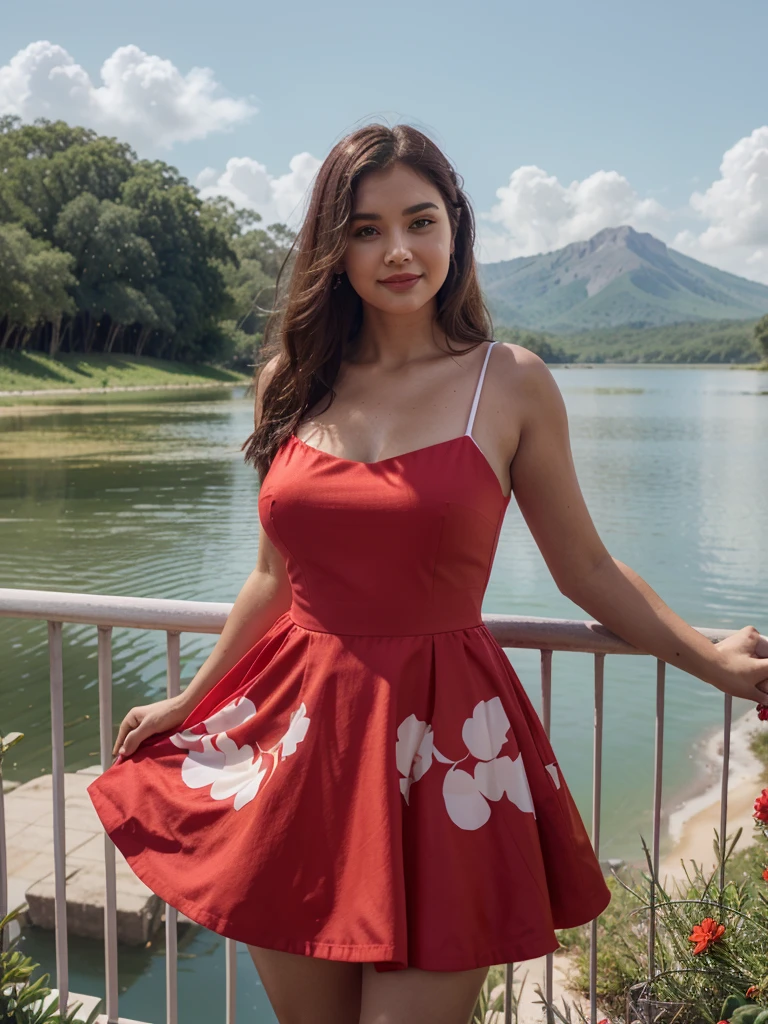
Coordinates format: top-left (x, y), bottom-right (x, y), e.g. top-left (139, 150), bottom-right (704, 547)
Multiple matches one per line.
top-left (3, 0), bottom-right (768, 280)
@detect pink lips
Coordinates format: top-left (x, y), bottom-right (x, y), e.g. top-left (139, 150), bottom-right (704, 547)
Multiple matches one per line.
top-left (379, 274), bottom-right (422, 291)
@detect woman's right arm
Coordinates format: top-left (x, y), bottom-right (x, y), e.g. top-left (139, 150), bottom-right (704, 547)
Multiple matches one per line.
top-left (171, 524), bottom-right (291, 717)
top-left (112, 355), bottom-right (291, 758)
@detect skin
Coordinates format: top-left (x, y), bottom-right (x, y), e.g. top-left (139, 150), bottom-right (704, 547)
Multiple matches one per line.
top-left (111, 160), bottom-right (768, 1024)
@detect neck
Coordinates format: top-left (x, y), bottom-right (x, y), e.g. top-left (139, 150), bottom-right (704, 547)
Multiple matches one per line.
top-left (350, 300), bottom-right (448, 368)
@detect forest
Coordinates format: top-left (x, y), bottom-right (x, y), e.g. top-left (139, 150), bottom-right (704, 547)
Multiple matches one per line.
top-left (0, 116), bottom-right (292, 370)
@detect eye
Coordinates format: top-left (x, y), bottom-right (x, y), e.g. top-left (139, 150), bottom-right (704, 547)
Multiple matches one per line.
top-left (352, 217), bottom-right (435, 238)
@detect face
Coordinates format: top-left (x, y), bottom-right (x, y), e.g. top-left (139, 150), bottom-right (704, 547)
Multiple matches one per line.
top-left (340, 162), bottom-right (454, 314)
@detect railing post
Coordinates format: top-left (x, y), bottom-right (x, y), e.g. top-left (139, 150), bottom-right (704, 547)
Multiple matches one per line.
top-left (647, 659), bottom-right (666, 990)
top-left (48, 619), bottom-right (69, 1017)
top-left (719, 694), bottom-right (733, 892)
top-left (542, 649), bottom-right (554, 1024)
top-left (97, 624), bottom-right (120, 1024)
top-left (590, 653), bottom-right (605, 1024)
top-left (165, 630), bottom-right (182, 1024)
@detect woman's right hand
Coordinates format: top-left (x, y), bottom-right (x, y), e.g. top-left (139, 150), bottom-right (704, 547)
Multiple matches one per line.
top-left (112, 695), bottom-right (193, 762)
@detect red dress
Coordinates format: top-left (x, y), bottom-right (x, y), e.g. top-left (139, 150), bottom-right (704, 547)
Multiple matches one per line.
top-left (87, 340), bottom-right (611, 972)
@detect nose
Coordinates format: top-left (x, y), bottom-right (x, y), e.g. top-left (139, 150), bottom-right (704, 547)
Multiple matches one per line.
top-left (384, 230), bottom-right (412, 265)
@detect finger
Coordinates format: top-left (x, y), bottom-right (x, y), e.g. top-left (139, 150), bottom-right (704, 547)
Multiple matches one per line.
top-left (118, 729), bottom-right (137, 756)
top-left (112, 722), bottom-right (130, 756)
top-left (112, 711), bottom-right (140, 755)
top-left (122, 722), bottom-right (151, 756)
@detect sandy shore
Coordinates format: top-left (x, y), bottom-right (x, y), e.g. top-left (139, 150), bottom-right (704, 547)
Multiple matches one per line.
top-left (659, 707), bottom-right (766, 882)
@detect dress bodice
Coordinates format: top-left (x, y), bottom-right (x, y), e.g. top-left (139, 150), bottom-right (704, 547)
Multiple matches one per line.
top-left (258, 342), bottom-right (511, 636)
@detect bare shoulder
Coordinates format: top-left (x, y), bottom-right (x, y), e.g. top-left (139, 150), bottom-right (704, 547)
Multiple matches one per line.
top-left (254, 353), bottom-right (282, 427)
top-left (493, 340), bottom-right (554, 383)
top-left (491, 341), bottom-right (564, 420)
top-left (257, 353), bottom-right (281, 391)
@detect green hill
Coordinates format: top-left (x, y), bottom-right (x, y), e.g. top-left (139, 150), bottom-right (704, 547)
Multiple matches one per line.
top-left (479, 225), bottom-right (768, 333)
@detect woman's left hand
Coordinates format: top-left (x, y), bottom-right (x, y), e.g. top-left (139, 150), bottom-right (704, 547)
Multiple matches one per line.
top-left (711, 625), bottom-right (768, 702)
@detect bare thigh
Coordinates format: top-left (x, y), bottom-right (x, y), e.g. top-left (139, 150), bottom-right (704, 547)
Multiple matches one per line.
top-left (359, 961), bottom-right (489, 1024)
top-left (246, 944), bottom-right (362, 1024)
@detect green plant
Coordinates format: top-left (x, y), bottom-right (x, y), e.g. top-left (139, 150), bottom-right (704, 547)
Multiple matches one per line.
top-left (1, 907), bottom-right (99, 1023)
top-left (471, 964), bottom-right (526, 1023)
top-left (540, 825), bottom-right (768, 1024)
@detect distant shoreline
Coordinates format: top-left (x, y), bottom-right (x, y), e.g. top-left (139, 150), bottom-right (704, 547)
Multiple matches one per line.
top-left (0, 380), bottom-right (247, 398)
top-left (0, 352), bottom-right (252, 399)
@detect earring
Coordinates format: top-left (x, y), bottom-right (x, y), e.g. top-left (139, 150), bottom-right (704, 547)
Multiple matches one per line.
top-left (333, 273), bottom-right (343, 290)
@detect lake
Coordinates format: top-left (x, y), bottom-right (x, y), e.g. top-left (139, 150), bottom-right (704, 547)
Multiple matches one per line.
top-left (1, 364), bottom-right (767, 1022)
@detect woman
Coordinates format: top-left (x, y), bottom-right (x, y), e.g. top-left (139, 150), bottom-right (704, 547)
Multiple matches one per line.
top-left (88, 123), bottom-right (768, 1024)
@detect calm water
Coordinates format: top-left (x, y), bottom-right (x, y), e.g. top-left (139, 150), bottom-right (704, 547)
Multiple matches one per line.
top-left (1, 366), bottom-right (767, 1022)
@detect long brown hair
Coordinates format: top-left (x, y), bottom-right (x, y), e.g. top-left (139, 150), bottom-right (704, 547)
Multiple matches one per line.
top-left (241, 123), bottom-right (494, 481)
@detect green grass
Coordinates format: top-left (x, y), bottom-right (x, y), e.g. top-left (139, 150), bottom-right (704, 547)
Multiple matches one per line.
top-left (0, 352), bottom-right (251, 394)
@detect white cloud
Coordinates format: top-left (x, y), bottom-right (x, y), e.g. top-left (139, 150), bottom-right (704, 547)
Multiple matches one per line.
top-left (476, 165), bottom-right (669, 263)
top-left (0, 41), bottom-right (256, 150)
top-left (474, 127), bottom-right (768, 284)
top-left (670, 126), bottom-right (768, 282)
top-left (195, 152), bottom-right (322, 229)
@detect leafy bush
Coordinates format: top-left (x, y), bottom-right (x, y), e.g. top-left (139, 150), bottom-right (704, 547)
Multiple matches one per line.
top-left (1, 907), bottom-right (99, 1023)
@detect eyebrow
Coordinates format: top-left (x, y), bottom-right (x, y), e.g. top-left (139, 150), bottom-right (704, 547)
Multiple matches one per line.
top-left (349, 201), bottom-right (439, 223)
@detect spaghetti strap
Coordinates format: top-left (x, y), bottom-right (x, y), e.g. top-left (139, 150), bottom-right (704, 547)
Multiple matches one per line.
top-left (464, 340), bottom-right (496, 439)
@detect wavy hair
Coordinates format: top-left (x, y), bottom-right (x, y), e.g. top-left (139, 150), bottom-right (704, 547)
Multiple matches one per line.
top-left (241, 122), bottom-right (494, 480)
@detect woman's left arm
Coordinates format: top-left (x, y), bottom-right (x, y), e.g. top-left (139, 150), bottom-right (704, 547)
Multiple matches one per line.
top-left (506, 346), bottom-right (768, 702)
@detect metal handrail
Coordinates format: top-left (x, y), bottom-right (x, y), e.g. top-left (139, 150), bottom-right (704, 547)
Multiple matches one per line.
top-left (0, 587), bottom-right (753, 1024)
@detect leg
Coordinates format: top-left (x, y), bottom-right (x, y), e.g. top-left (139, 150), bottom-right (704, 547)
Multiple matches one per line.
top-left (246, 944), bottom-right (362, 1024)
top-left (359, 961), bottom-right (489, 1024)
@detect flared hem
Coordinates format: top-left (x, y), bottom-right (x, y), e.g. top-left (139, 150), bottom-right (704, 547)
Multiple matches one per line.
top-left (88, 782), bottom-right (608, 973)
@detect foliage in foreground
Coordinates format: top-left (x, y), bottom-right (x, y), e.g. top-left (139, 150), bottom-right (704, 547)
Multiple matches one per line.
top-left (549, 816), bottom-right (768, 1024)
top-left (1, 908), bottom-right (99, 1023)
top-left (545, 725), bottom-right (768, 1024)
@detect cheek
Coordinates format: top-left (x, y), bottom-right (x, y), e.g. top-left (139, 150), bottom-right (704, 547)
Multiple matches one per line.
top-left (422, 237), bottom-right (451, 267)
top-left (345, 243), bottom-right (377, 277)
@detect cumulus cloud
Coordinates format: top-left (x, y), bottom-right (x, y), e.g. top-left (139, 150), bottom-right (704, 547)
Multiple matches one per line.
top-left (475, 128), bottom-right (768, 284)
top-left (671, 126), bottom-right (768, 282)
top-left (476, 165), bottom-right (669, 263)
top-left (0, 40), bottom-right (256, 150)
top-left (195, 152), bottom-right (322, 229)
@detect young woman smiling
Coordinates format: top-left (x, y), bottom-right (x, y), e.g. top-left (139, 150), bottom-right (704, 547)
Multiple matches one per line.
top-left (88, 123), bottom-right (768, 1024)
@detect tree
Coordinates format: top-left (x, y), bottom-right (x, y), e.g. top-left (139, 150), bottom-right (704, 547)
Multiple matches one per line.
top-left (0, 117), bottom-right (282, 363)
top-left (754, 313), bottom-right (768, 363)
top-left (0, 223), bottom-right (75, 351)
top-left (54, 193), bottom-right (159, 352)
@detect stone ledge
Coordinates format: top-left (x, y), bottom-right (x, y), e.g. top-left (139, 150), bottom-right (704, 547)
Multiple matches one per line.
top-left (4, 770), bottom-right (166, 946)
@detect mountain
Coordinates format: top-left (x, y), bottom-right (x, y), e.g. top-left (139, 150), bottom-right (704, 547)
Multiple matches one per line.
top-left (477, 225), bottom-right (768, 334)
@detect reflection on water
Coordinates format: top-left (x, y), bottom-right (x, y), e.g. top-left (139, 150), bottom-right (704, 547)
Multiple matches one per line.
top-left (1, 368), bottom-right (767, 861)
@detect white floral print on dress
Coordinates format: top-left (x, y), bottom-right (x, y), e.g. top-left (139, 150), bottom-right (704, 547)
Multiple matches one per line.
top-left (396, 696), bottom-right (560, 831)
top-left (170, 696), bottom-right (310, 811)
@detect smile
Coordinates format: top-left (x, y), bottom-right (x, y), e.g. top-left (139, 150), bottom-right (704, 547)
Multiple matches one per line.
top-left (379, 276), bottom-right (422, 291)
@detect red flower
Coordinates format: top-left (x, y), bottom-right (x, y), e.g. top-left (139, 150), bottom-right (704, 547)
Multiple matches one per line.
top-left (754, 789), bottom-right (768, 823)
top-left (762, 868), bottom-right (768, 883)
top-left (746, 986), bottom-right (759, 999)
top-left (687, 917), bottom-right (725, 954)
top-left (756, 704), bottom-right (768, 721)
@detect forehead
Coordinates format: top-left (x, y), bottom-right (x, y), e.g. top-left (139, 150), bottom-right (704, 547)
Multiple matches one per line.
top-left (352, 163), bottom-right (443, 210)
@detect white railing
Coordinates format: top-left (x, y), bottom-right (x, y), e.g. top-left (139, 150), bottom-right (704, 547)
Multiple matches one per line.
top-left (0, 587), bottom-right (752, 1024)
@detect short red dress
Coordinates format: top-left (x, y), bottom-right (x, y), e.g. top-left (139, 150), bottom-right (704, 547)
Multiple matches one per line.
top-left (87, 340), bottom-right (611, 972)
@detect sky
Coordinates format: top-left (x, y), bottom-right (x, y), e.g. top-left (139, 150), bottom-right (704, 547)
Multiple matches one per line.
top-left (3, 0), bottom-right (768, 281)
